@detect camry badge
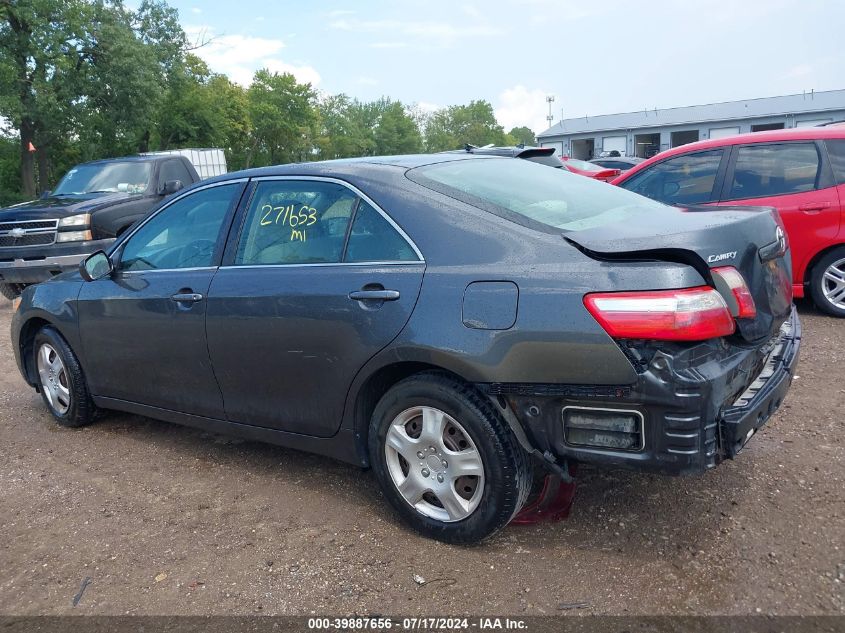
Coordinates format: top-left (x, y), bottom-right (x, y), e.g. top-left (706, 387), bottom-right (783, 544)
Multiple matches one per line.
top-left (707, 251), bottom-right (737, 263)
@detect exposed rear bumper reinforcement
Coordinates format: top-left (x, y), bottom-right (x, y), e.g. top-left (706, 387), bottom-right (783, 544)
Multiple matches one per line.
top-left (720, 313), bottom-right (801, 457)
top-left (478, 306), bottom-right (802, 476)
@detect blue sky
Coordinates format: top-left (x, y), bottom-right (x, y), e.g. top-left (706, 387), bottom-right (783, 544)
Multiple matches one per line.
top-left (168, 0), bottom-right (845, 133)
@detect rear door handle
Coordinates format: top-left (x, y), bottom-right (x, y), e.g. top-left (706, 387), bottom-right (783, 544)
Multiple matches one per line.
top-left (348, 289), bottom-right (400, 301)
top-left (799, 202), bottom-right (831, 213)
top-left (170, 292), bottom-right (204, 303)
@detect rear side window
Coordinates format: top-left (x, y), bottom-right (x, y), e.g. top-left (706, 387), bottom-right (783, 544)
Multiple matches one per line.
top-left (826, 139), bottom-right (845, 185)
top-left (410, 157), bottom-right (667, 233)
top-left (726, 143), bottom-right (821, 199)
top-left (619, 150), bottom-right (723, 205)
top-left (345, 201), bottom-right (419, 262)
top-left (235, 181), bottom-right (357, 265)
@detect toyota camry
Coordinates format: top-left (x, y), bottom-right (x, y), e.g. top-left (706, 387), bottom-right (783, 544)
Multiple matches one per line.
top-left (12, 154), bottom-right (800, 543)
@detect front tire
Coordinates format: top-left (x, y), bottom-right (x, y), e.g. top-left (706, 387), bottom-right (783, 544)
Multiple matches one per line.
top-left (368, 372), bottom-right (532, 544)
top-left (33, 326), bottom-right (97, 427)
top-left (810, 247), bottom-right (845, 317)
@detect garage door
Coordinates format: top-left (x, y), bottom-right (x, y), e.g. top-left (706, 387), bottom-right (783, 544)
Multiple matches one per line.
top-left (602, 136), bottom-right (627, 155)
top-left (709, 126), bottom-right (740, 140)
top-left (795, 118), bottom-right (832, 128)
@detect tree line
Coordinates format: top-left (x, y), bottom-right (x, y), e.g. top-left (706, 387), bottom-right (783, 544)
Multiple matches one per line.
top-left (0, 0), bottom-right (536, 205)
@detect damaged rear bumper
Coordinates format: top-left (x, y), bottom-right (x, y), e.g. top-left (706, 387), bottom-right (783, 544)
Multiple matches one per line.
top-left (481, 306), bottom-right (801, 476)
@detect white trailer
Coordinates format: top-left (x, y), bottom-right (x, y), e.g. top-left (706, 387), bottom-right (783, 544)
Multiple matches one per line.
top-left (141, 148), bottom-right (227, 180)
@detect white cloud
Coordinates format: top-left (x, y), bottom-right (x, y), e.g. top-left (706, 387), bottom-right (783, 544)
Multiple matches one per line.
top-left (369, 41), bottom-right (407, 49)
top-left (415, 101), bottom-right (441, 114)
top-left (494, 85), bottom-right (551, 135)
top-left (191, 7), bottom-right (201, 14)
top-left (264, 59), bottom-right (322, 86)
top-left (355, 76), bottom-right (379, 86)
top-left (185, 26), bottom-right (320, 86)
top-left (330, 18), bottom-right (501, 45)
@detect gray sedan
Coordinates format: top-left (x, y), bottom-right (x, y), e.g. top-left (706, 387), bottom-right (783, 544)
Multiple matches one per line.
top-left (12, 154), bottom-right (800, 543)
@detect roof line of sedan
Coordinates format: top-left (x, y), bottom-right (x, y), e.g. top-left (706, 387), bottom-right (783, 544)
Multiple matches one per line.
top-left (200, 153), bottom-right (504, 185)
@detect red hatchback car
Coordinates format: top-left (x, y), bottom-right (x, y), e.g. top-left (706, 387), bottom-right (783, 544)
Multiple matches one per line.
top-left (613, 127), bottom-right (845, 316)
top-left (560, 157), bottom-right (621, 182)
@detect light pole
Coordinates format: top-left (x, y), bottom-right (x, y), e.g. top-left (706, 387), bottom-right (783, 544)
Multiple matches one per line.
top-left (546, 95), bottom-right (555, 128)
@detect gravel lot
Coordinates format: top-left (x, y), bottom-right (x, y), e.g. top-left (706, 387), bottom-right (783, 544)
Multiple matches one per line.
top-left (0, 300), bottom-right (842, 616)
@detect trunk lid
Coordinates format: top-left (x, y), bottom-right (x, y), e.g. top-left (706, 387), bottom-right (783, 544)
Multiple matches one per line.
top-left (567, 204), bottom-right (793, 342)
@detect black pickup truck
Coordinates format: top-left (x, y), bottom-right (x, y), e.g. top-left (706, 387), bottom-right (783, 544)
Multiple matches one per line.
top-left (0, 154), bottom-right (200, 299)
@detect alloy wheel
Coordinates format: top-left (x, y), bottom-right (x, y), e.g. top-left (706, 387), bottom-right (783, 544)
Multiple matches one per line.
top-left (36, 343), bottom-right (71, 415)
top-left (822, 257), bottom-right (845, 310)
top-left (384, 406), bottom-right (485, 522)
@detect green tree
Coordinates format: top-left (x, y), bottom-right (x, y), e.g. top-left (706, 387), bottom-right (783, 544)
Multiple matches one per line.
top-left (0, 0), bottom-right (80, 196)
top-left (205, 74), bottom-right (251, 170)
top-left (374, 101), bottom-right (422, 155)
top-left (0, 0), bottom-right (187, 195)
top-left (424, 100), bottom-right (508, 152)
top-left (316, 94), bottom-right (375, 160)
top-left (246, 69), bottom-right (318, 167)
top-left (508, 126), bottom-right (536, 146)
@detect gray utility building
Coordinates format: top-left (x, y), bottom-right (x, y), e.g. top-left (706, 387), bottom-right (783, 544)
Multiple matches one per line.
top-left (537, 89), bottom-right (845, 160)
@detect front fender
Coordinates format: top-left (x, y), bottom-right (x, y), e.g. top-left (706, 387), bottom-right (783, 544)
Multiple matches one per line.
top-left (12, 279), bottom-right (84, 386)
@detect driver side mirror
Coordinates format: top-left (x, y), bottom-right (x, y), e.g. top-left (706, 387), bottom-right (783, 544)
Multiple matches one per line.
top-left (79, 250), bottom-right (113, 282)
top-left (159, 180), bottom-right (184, 196)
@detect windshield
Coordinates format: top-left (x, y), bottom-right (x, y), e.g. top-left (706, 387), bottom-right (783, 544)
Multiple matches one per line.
top-left (409, 157), bottom-right (668, 232)
top-left (53, 161), bottom-right (152, 195)
top-left (562, 157), bottom-right (604, 172)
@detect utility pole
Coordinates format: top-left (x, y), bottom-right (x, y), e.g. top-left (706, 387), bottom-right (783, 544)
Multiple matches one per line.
top-left (546, 95), bottom-right (555, 128)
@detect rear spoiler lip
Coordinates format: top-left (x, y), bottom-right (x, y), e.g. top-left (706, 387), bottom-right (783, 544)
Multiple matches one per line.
top-left (514, 147), bottom-right (557, 159)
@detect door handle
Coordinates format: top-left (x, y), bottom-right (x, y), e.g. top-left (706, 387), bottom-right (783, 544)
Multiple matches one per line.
top-left (170, 292), bottom-right (204, 303)
top-left (799, 202), bottom-right (831, 213)
top-left (348, 289), bottom-right (400, 301)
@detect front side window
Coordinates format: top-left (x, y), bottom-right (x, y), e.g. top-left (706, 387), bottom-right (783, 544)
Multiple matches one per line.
top-left (345, 201), bottom-right (419, 262)
top-left (53, 161), bottom-right (153, 196)
top-left (619, 150), bottom-right (724, 205)
top-left (158, 160), bottom-right (193, 190)
top-left (120, 184), bottom-right (240, 271)
top-left (726, 143), bottom-right (821, 199)
top-left (235, 181), bottom-right (357, 265)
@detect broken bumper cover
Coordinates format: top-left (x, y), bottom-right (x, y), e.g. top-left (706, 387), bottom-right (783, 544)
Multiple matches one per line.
top-left (482, 306), bottom-right (801, 476)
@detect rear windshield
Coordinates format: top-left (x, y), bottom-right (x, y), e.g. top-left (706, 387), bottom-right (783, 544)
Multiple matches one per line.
top-left (408, 157), bottom-right (667, 232)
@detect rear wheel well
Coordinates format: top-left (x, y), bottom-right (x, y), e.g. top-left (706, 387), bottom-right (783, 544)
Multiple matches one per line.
top-left (803, 243), bottom-right (845, 287)
top-left (353, 362), bottom-right (471, 467)
top-left (18, 317), bottom-right (51, 385)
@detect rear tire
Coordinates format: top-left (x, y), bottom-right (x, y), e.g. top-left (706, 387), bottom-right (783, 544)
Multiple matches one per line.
top-left (368, 372), bottom-right (532, 544)
top-left (33, 326), bottom-right (97, 427)
top-left (809, 246), bottom-right (845, 317)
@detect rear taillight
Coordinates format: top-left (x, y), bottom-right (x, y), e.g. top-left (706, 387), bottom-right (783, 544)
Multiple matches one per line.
top-left (711, 266), bottom-right (757, 319)
top-left (584, 287), bottom-right (735, 341)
